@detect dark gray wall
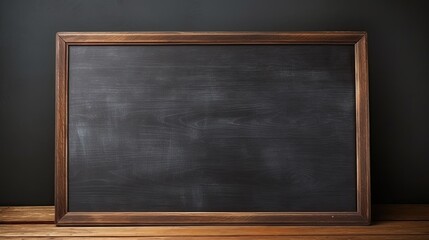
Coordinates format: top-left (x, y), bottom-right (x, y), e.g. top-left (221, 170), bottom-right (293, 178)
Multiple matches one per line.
top-left (0, 0), bottom-right (428, 205)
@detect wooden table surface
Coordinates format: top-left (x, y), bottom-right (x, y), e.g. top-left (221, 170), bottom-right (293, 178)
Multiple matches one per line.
top-left (1, 205), bottom-right (428, 239)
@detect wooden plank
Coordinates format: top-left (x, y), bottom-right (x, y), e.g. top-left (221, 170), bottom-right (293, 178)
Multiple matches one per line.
top-left (1, 236), bottom-right (429, 240)
top-left (0, 222), bottom-right (428, 237)
top-left (373, 204), bottom-right (429, 221)
top-left (0, 206), bottom-right (54, 224)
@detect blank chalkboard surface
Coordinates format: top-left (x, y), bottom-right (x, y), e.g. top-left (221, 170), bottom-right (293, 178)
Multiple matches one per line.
top-left (56, 32), bottom-right (370, 225)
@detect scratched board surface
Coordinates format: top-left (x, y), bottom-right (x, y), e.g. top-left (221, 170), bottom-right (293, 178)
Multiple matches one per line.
top-left (68, 45), bottom-right (356, 212)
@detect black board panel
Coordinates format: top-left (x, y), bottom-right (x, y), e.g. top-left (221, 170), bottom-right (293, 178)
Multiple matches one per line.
top-left (68, 45), bottom-right (356, 212)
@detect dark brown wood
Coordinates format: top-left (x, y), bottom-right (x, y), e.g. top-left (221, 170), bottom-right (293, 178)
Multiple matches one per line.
top-left (55, 33), bottom-right (68, 224)
top-left (58, 212), bottom-right (367, 226)
top-left (55, 32), bottom-right (370, 226)
top-left (354, 33), bottom-right (371, 225)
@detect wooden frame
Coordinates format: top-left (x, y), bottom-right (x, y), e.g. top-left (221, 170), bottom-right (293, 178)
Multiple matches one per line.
top-left (55, 32), bottom-right (370, 226)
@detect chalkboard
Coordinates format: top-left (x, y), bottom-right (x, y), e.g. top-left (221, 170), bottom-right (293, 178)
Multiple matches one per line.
top-left (55, 32), bottom-right (370, 225)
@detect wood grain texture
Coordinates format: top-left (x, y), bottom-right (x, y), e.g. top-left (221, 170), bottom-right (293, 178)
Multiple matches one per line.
top-left (2, 237), bottom-right (429, 240)
top-left (58, 32), bottom-right (365, 44)
top-left (55, 32), bottom-right (371, 225)
top-left (55, 33), bottom-right (68, 223)
top-left (0, 206), bottom-right (54, 224)
top-left (1, 222), bottom-right (429, 237)
top-left (355, 33), bottom-right (371, 224)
